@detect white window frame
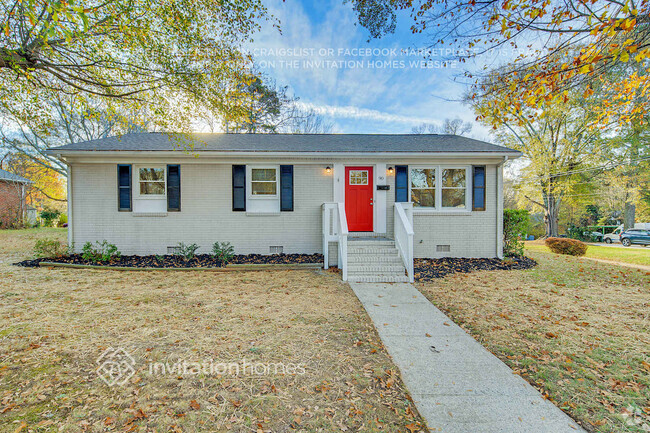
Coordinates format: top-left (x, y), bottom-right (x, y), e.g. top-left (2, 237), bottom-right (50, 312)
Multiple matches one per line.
top-left (247, 166), bottom-right (279, 200)
top-left (135, 165), bottom-right (166, 199)
top-left (408, 165), bottom-right (472, 211)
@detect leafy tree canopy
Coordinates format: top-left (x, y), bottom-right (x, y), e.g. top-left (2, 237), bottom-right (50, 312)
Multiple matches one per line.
top-left (0, 0), bottom-right (273, 132)
top-left (349, 0), bottom-right (650, 126)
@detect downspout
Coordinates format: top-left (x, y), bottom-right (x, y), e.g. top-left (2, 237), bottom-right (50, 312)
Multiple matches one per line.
top-left (496, 156), bottom-right (509, 259)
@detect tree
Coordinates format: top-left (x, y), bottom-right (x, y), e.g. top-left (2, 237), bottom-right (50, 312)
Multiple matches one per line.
top-left (474, 81), bottom-right (605, 237)
top-left (0, 0), bottom-right (271, 133)
top-left (349, 0), bottom-right (650, 125)
top-left (411, 118), bottom-right (472, 135)
top-left (0, 92), bottom-right (148, 176)
top-left (1, 152), bottom-right (66, 209)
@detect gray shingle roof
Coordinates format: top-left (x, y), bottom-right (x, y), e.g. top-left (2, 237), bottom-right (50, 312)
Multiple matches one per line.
top-left (48, 133), bottom-right (521, 155)
top-left (0, 168), bottom-right (32, 183)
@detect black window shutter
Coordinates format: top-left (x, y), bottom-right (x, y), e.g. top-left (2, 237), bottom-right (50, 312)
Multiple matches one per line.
top-left (117, 164), bottom-right (132, 211)
top-left (280, 165), bottom-right (294, 211)
top-left (472, 166), bottom-right (486, 211)
top-left (232, 165), bottom-right (246, 211)
top-left (395, 165), bottom-right (408, 202)
top-left (167, 165), bottom-right (181, 211)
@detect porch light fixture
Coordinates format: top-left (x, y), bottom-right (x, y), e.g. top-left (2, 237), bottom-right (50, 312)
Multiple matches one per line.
top-left (387, 166), bottom-right (394, 175)
top-left (325, 166), bottom-right (332, 174)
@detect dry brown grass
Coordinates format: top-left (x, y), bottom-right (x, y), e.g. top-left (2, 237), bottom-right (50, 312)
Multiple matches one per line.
top-left (0, 229), bottom-right (425, 432)
top-left (417, 250), bottom-right (650, 433)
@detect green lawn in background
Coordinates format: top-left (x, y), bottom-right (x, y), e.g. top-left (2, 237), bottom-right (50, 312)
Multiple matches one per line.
top-left (525, 241), bottom-right (650, 267)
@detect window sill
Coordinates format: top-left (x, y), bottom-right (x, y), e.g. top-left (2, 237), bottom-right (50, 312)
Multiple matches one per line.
top-left (132, 212), bottom-right (168, 217)
top-left (245, 212), bottom-right (281, 216)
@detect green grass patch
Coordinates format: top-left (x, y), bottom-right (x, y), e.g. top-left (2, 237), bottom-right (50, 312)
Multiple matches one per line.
top-left (526, 241), bottom-right (650, 266)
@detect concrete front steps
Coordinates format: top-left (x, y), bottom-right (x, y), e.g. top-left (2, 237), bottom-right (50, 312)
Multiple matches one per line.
top-left (347, 238), bottom-right (409, 283)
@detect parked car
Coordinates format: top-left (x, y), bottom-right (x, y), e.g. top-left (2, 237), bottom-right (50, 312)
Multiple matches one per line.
top-left (604, 223), bottom-right (650, 243)
top-left (620, 229), bottom-right (650, 246)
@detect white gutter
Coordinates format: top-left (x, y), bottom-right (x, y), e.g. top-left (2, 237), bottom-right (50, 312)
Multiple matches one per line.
top-left (496, 156), bottom-right (509, 259)
top-left (46, 150), bottom-right (523, 159)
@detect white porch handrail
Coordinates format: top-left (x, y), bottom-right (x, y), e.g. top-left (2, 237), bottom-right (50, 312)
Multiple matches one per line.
top-left (394, 202), bottom-right (414, 282)
top-left (322, 202), bottom-right (349, 280)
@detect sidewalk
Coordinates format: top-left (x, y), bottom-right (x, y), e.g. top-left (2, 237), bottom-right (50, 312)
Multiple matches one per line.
top-left (350, 282), bottom-right (585, 433)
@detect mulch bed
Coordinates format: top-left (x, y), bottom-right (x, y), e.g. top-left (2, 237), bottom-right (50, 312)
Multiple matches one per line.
top-left (13, 253), bottom-right (324, 269)
top-left (414, 257), bottom-right (537, 282)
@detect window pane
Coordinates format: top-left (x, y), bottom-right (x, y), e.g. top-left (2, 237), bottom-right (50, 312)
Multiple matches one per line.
top-left (473, 166), bottom-right (485, 187)
top-left (139, 168), bottom-right (164, 181)
top-left (252, 168), bottom-right (276, 182)
top-left (140, 181), bottom-right (165, 195)
top-left (474, 188), bottom-right (485, 210)
top-left (442, 189), bottom-right (466, 208)
top-left (442, 169), bottom-right (466, 187)
top-left (410, 168), bottom-right (435, 189)
top-left (411, 189), bottom-right (435, 207)
top-left (349, 170), bottom-right (368, 185)
top-left (252, 181), bottom-right (277, 195)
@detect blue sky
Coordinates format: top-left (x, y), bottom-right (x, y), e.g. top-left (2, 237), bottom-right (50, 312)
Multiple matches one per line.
top-left (248, 0), bottom-right (491, 138)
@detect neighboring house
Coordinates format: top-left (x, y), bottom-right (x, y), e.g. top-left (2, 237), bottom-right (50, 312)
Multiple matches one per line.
top-left (47, 133), bottom-right (521, 282)
top-left (0, 168), bottom-right (33, 228)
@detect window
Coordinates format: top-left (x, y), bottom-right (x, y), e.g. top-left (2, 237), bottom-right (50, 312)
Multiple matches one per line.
top-left (251, 168), bottom-right (278, 196)
top-left (410, 168), bottom-right (436, 207)
top-left (441, 168), bottom-right (466, 209)
top-left (138, 167), bottom-right (165, 195)
top-left (349, 170), bottom-right (369, 185)
top-left (409, 166), bottom-right (470, 210)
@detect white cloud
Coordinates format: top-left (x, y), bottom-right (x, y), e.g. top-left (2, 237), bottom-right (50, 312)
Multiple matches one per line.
top-left (295, 101), bottom-right (440, 125)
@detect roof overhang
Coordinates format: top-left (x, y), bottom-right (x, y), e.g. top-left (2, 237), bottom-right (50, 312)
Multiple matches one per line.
top-left (46, 149), bottom-right (523, 159)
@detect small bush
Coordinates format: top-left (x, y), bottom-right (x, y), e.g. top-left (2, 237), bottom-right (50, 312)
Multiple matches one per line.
top-left (212, 241), bottom-right (235, 265)
top-left (34, 238), bottom-right (67, 258)
top-left (503, 209), bottom-right (530, 257)
top-left (545, 237), bottom-right (588, 256)
top-left (177, 242), bottom-right (199, 261)
top-left (57, 213), bottom-right (68, 227)
top-left (81, 240), bottom-right (121, 263)
top-left (40, 208), bottom-right (61, 227)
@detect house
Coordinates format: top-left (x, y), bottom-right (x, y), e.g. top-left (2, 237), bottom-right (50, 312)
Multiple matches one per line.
top-left (0, 168), bottom-right (33, 228)
top-left (47, 133), bottom-right (521, 282)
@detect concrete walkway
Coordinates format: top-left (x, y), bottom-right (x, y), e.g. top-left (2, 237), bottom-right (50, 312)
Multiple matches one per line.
top-left (350, 282), bottom-right (585, 433)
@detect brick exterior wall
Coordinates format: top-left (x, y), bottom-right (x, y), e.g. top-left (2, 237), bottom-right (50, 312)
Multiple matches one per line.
top-left (0, 180), bottom-right (24, 228)
top-left (69, 160), bottom-right (502, 259)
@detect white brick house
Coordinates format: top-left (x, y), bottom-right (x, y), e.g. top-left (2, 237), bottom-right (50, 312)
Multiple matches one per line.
top-left (48, 133), bottom-right (521, 282)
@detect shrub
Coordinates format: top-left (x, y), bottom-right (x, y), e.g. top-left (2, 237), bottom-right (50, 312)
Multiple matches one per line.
top-left (34, 238), bottom-right (67, 258)
top-left (503, 209), bottom-right (530, 257)
top-left (212, 241), bottom-right (235, 265)
top-left (177, 242), bottom-right (199, 261)
top-left (81, 240), bottom-right (121, 263)
top-left (57, 213), bottom-right (68, 227)
top-left (545, 237), bottom-right (588, 256)
top-left (40, 208), bottom-right (61, 227)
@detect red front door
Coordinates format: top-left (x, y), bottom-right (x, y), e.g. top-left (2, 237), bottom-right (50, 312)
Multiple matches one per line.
top-left (345, 166), bottom-right (373, 232)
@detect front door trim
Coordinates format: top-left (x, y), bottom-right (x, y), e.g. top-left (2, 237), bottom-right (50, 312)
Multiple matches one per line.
top-left (345, 165), bottom-right (374, 232)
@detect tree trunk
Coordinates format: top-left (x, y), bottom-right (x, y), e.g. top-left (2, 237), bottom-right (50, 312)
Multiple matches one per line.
top-left (624, 202), bottom-right (636, 229)
top-left (544, 195), bottom-right (560, 237)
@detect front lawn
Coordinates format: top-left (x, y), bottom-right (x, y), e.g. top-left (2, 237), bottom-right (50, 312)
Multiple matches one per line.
top-left (526, 240), bottom-right (650, 267)
top-left (0, 229), bottom-right (425, 432)
top-left (417, 249), bottom-right (650, 433)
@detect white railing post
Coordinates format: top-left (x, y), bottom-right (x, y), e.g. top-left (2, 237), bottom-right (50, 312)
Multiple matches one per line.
top-left (322, 204), bottom-right (330, 269)
top-left (337, 204), bottom-right (349, 281)
top-left (394, 203), bottom-right (415, 283)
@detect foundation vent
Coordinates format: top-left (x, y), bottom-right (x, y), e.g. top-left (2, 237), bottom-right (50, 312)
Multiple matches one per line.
top-left (436, 245), bottom-right (451, 253)
top-left (269, 246), bottom-right (284, 254)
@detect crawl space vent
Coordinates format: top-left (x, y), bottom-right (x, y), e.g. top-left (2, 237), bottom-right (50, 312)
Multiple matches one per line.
top-left (167, 246), bottom-right (181, 255)
top-left (269, 246), bottom-right (284, 254)
top-left (436, 245), bottom-right (451, 253)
